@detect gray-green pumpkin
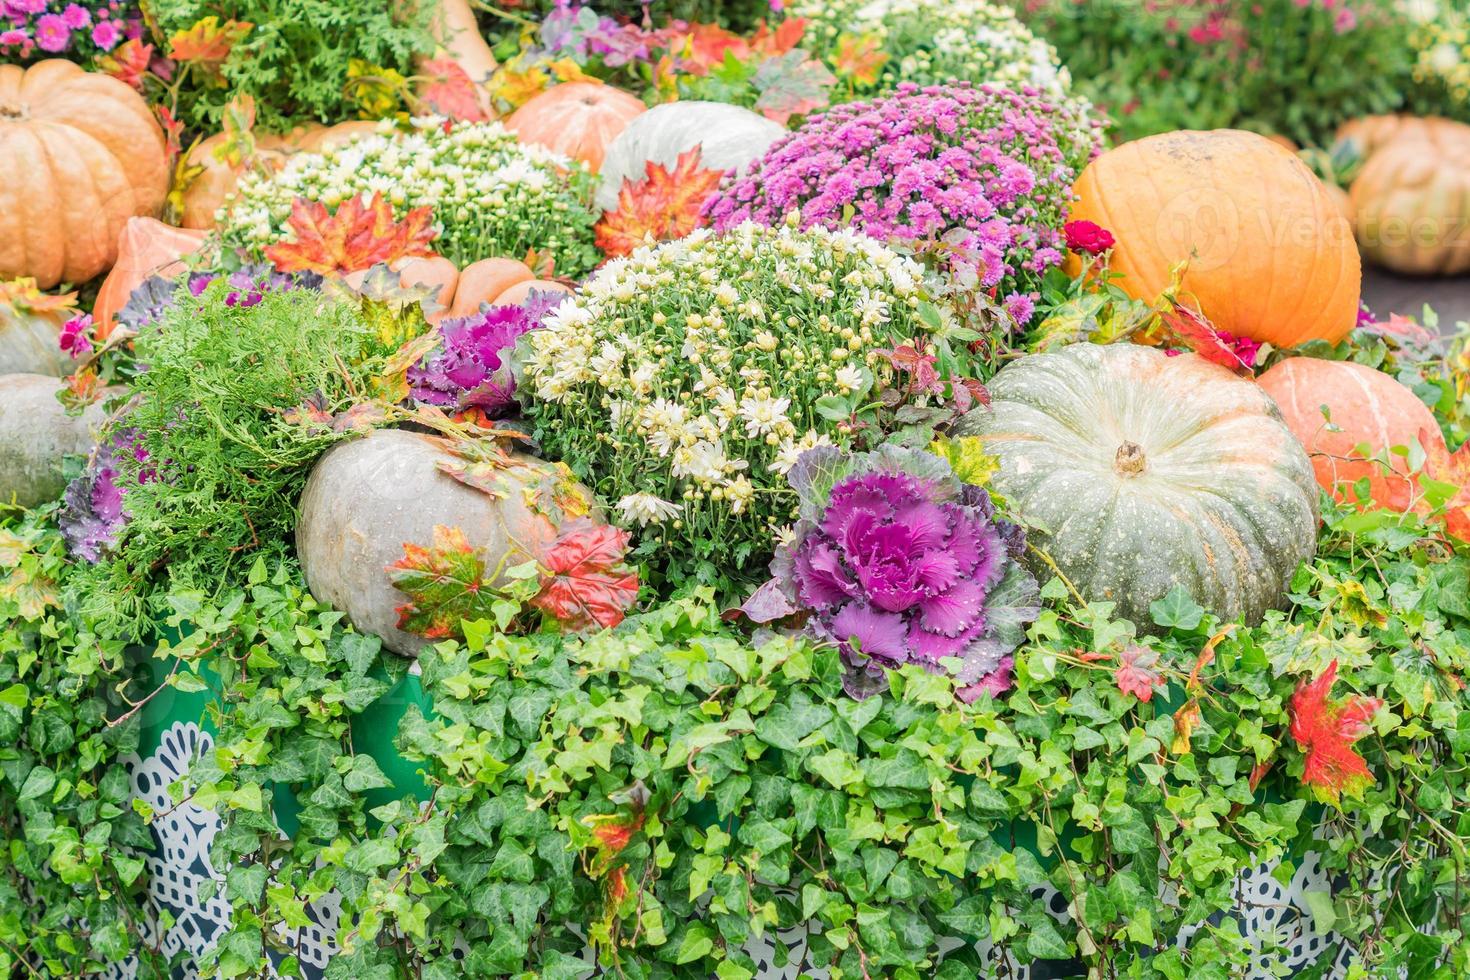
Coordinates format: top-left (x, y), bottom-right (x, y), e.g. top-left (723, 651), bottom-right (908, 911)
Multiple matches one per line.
top-left (0, 373), bottom-right (110, 507)
top-left (296, 428), bottom-right (595, 657)
top-left (955, 343), bottom-right (1318, 628)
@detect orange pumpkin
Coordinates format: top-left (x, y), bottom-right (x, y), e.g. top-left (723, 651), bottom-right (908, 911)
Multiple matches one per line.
top-left (446, 257), bottom-right (536, 318)
top-left (505, 82), bottom-right (646, 172)
top-left (347, 255), bottom-right (549, 323)
top-left (180, 121), bottom-right (382, 231)
top-left (0, 60), bottom-right (168, 288)
top-left (1334, 114), bottom-right (1462, 161)
top-left (1348, 121), bottom-right (1470, 276)
top-left (1069, 130), bottom-right (1361, 349)
top-left (1257, 356), bottom-right (1443, 511)
top-left (92, 219), bottom-right (207, 339)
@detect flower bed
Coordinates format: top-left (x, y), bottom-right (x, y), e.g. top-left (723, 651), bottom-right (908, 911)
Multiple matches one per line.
top-left (5, 4), bottom-right (1470, 979)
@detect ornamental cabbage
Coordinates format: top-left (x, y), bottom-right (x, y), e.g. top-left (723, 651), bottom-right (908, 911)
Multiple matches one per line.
top-left (407, 291), bottom-right (562, 419)
top-left (754, 444), bottom-right (1038, 700)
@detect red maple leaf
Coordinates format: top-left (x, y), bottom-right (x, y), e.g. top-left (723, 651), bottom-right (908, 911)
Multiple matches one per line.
top-left (884, 343), bottom-right (943, 395)
top-left (595, 147), bottom-right (725, 259)
top-left (1114, 644), bottom-right (1165, 702)
top-left (265, 192), bottom-right (437, 275)
top-left (98, 38), bottom-right (155, 91)
top-left (680, 23), bottom-right (749, 75)
top-left (1289, 660), bottom-right (1383, 802)
top-left (1161, 305), bottom-right (1258, 374)
top-left (1419, 427), bottom-right (1470, 542)
top-left (418, 58), bottom-right (490, 122)
top-left (387, 525), bottom-right (499, 640)
top-left (530, 520), bottom-right (638, 632)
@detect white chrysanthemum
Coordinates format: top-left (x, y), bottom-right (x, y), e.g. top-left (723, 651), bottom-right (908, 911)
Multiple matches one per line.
top-left (615, 493), bottom-right (683, 526)
top-left (738, 393), bottom-right (792, 438)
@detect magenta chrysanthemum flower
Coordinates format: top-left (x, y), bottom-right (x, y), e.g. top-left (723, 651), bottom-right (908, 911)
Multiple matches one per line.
top-left (90, 18), bottom-right (118, 49)
top-left (748, 445), bottom-right (1039, 701)
top-left (704, 82), bottom-right (1098, 326)
top-left (33, 12), bottom-right (69, 51)
top-left (61, 3), bottom-right (89, 29)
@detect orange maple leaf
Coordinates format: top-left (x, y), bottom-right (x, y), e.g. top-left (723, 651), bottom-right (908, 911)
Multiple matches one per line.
top-left (750, 17), bottom-right (807, 58)
top-left (833, 33), bottom-right (888, 86)
top-left (168, 16), bottom-right (253, 78)
top-left (595, 147), bottom-right (725, 259)
top-left (1288, 660), bottom-right (1383, 803)
top-left (1419, 426), bottom-right (1470, 542)
top-left (265, 193), bottom-right (437, 275)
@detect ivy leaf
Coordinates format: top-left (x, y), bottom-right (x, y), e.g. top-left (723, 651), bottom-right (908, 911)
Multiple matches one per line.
top-left (751, 50), bottom-right (835, 124)
top-left (530, 521), bottom-right (638, 632)
top-left (388, 525), bottom-right (499, 641)
top-left (1114, 645), bottom-right (1165, 702)
top-left (1289, 659), bottom-right (1384, 803)
top-left (168, 17), bottom-right (254, 81)
top-left (418, 58), bottom-right (490, 122)
top-left (265, 192), bottom-right (437, 276)
top-left (595, 147), bottom-right (725, 259)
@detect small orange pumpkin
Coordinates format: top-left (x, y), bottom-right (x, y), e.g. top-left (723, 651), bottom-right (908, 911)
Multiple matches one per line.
top-left (0, 60), bottom-right (169, 287)
top-left (1257, 356), bottom-right (1443, 512)
top-left (505, 82), bottom-right (646, 172)
top-left (92, 219), bottom-right (207, 339)
top-left (1069, 129), bottom-right (1361, 349)
top-left (447, 257), bottom-right (535, 319)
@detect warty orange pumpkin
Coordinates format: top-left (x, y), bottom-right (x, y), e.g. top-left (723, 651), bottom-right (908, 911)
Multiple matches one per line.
top-left (505, 82), bottom-right (646, 173)
top-left (1068, 129), bottom-right (1362, 349)
top-left (0, 60), bottom-right (169, 288)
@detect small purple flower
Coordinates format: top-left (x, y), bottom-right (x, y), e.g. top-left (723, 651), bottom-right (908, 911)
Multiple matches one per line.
top-left (33, 12), bottom-right (68, 51)
top-left (60, 428), bottom-right (148, 562)
top-left (59, 313), bottom-right (93, 358)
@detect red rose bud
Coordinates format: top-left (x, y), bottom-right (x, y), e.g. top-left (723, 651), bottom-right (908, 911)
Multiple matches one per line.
top-left (1064, 219), bottom-right (1115, 255)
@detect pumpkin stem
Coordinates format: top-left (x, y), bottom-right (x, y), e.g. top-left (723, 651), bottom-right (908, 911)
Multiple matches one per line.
top-left (1114, 441), bottom-right (1147, 477)
top-left (0, 103), bottom-right (24, 121)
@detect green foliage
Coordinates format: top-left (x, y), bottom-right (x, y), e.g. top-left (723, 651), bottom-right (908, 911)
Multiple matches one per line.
top-left (149, 0), bottom-right (437, 132)
top-left (24, 492), bottom-right (1466, 977)
top-left (1015, 0), bottom-right (1420, 147)
top-left (0, 508), bottom-right (170, 977)
top-left (72, 280), bottom-right (396, 639)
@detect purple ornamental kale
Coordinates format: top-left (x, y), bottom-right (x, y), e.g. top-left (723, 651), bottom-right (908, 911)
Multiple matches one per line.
top-left (117, 274), bottom-right (181, 333)
top-left (188, 263), bottom-right (322, 308)
top-left (59, 428), bottom-right (148, 562)
top-left (407, 291), bottom-right (562, 418)
top-left (751, 445), bottom-right (1038, 702)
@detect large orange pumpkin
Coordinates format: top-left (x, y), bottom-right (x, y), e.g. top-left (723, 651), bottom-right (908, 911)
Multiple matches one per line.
top-left (505, 82), bottom-right (646, 172)
top-left (1348, 121), bottom-right (1470, 276)
top-left (1069, 130), bottom-right (1361, 349)
top-left (0, 60), bottom-right (169, 288)
top-left (1257, 357), bottom-right (1443, 512)
top-left (92, 219), bottom-right (207, 339)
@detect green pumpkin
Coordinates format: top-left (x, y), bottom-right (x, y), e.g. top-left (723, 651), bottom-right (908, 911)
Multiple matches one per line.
top-left (955, 343), bottom-right (1318, 628)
